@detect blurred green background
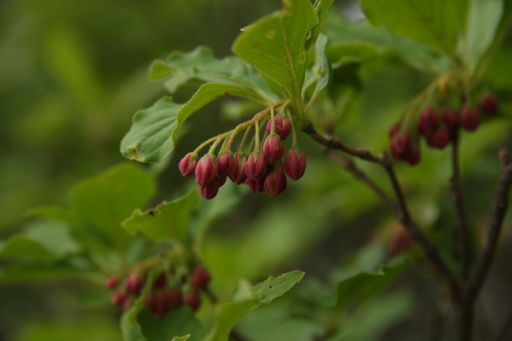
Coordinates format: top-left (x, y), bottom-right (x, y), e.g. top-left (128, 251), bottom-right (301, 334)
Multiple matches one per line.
top-left (1, 0), bottom-right (511, 340)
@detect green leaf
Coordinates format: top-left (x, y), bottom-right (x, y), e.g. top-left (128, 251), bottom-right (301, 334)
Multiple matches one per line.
top-left (0, 221), bottom-right (80, 261)
top-left (253, 270), bottom-right (305, 304)
top-left (232, 0), bottom-right (318, 97)
top-left (334, 259), bottom-right (409, 310)
top-left (148, 46), bottom-right (272, 102)
top-left (171, 336), bottom-right (191, 341)
top-left (24, 220), bottom-right (81, 258)
top-left (69, 164), bottom-right (156, 244)
top-left (325, 13), bottom-right (450, 74)
top-left (205, 271), bottom-right (305, 341)
top-left (463, 0), bottom-right (503, 73)
top-left (139, 309), bottom-right (206, 341)
top-left (0, 236), bottom-right (55, 262)
top-left (361, 0), bottom-right (467, 57)
top-left (307, 0), bottom-right (335, 51)
top-left (121, 81), bottom-right (263, 163)
top-left (122, 191), bottom-right (200, 244)
top-left (303, 33), bottom-right (330, 97)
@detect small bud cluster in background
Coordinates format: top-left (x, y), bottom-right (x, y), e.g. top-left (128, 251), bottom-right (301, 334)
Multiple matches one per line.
top-left (179, 106), bottom-right (307, 199)
top-left (106, 265), bottom-right (211, 318)
top-left (389, 92), bottom-right (498, 165)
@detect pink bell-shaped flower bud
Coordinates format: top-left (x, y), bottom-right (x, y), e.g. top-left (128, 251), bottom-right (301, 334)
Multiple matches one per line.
top-left (428, 126), bottom-right (450, 149)
top-left (126, 273), bottom-right (144, 295)
top-left (228, 153), bottom-right (247, 184)
top-left (195, 155), bottom-right (218, 186)
top-left (246, 177), bottom-right (265, 193)
top-left (191, 265), bottom-right (211, 291)
top-left (112, 291), bottom-right (126, 306)
top-left (479, 92), bottom-right (498, 115)
top-left (245, 153), bottom-right (268, 180)
top-left (216, 152), bottom-right (231, 177)
top-left (459, 106), bottom-right (479, 131)
top-left (390, 132), bottom-right (411, 160)
top-left (440, 106), bottom-right (458, 130)
top-left (106, 276), bottom-right (119, 289)
top-left (200, 178), bottom-right (220, 200)
top-left (418, 108), bottom-right (439, 136)
top-left (264, 167), bottom-right (287, 196)
top-left (266, 116), bottom-right (292, 140)
top-left (178, 153), bottom-right (196, 176)
top-left (283, 148), bottom-right (306, 181)
top-left (262, 135), bottom-right (284, 164)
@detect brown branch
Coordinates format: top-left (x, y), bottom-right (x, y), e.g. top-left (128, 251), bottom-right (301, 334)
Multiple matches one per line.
top-left (304, 125), bottom-right (460, 293)
top-left (303, 124), bottom-right (383, 164)
top-left (327, 151), bottom-right (400, 214)
top-left (450, 135), bottom-right (470, 279)
top-left (469, 150), bottom-right (512, 299)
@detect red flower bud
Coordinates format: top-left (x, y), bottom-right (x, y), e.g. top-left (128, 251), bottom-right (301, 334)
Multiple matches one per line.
top-left (106, 276), bottom-right (119, 289)
top-left (144, 293), bottom-right (157, 310)
top-left (429, 126), bottom-right (450, 149)
top-left (403, 142), bottom-right (421, 165)
top-left (228, 153), bottom-right (247, 184)
top-left (459, 106), bottom-right (479, 131)
top-left (418, 108), bottom-right (439, 136)
top-left (126, 273), bottom-right (144, 295)
top-left (192, 265), bottom-right (211, 291)
top-left (479, 92), bottom-right (498, 115)
top-left (184, 290), bottom-right (201, 311)
top-left (283, 148), bottom-right (306, 181)
top-left (200, 177), bottom-right (220, 200)
top-left (266, 116), bottom-right (292, 140)
top-left (390, 132), bottom-right (421, 165)
top-left (264, 167), bottom-right (287, 196)
top-left (262, 135), bottom-right (284, 164)
top-left (245, 153), bottom-right (268, 180)
top-left (162, 288), bottom-right (183, 310)
top-left (440, 106), bottom-right (458, 130)
top-left (112, 291), bottom-right (126, 306)
top-left (195, 155), bottom-right (218, 186)
top-left (216, 152), bottom-right (232, 177)
top-left (178, 153), bottom-right (197, 177)
top-left (246, 177), bottom-right (265, 192)
top-left (152, 272), bottom-right (167, 289)
top-left (390, 132), bottom-right (411, 159)
top-left (388, 122), bottom-right (401, 138)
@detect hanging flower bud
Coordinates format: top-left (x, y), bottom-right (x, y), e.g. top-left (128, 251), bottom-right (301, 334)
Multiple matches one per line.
top-left (112, 291), bottom-right (126, 306)
top-left (429, 126), bottom-right (450, 149)
top-left (184, 290), bottom-right (201, 311)
top-left (216, 152), bottom-right (232, 177)
top-left (403, 142), bottom-right (421, 165)
top-left (262, 135), bottom-right (284, 164)
top-left (200, 178), bottom-right (220, 200)
top-left (388, 122), bottom-right (401, 138)
top-left (228, 153), bottom-right (247, 184)
top-left (178, 153), bottom-right (197, 177)
top-left (266, 116), bottom-right (292, 140)
top-left (390, 132), bottom-right (421, 165)
top-left (246, 177), bottom-right (265, 193)
top-left (192, 266), bottom-right (211, 291)
top-left (162, 288), bottom-right (183, 310)
top-left (152, 272), bottom-right (167, 289)
top-left (126, 273), bottom-right (144, 295)
top-left (459, 106), bottom-right (479, 131)
top-left (283, 148), bottom-right (306, 181)
top-left (264, 167), bottom-right (287, 196)
top-left (195, 155), bottom-right (217, 186)
top-left (440, 106), bottom-right (458, 130)
top-left (245, 153), bottom-right (268, 180)
top-left (418, 108), bottom-right (439, 136)
top-left (479, 92), bottom-right (498, 115)
top-left (106, 276), bottom-right (119, 289)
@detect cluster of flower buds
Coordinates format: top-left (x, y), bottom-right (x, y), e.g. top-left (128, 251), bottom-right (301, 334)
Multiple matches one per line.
top-left (106, 265), bottom-right (211, 318)
top-left (179, 113), bottom-right (307, 199)
top-left (389, 92), bottom-right (498, 165)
